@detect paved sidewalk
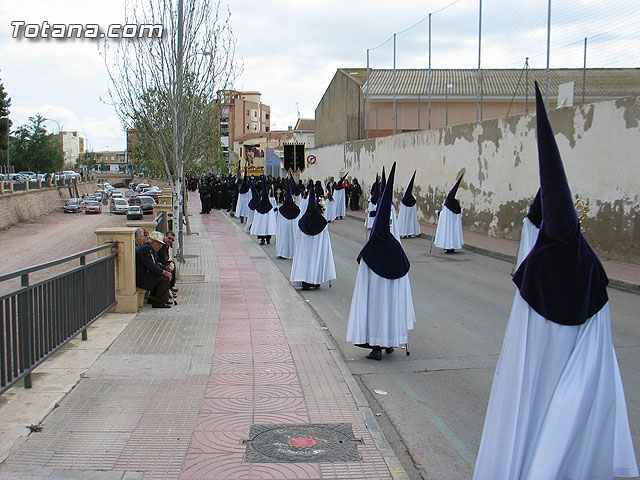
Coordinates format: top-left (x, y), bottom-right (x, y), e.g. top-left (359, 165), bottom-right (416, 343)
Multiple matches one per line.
top-left (0, 198), bottom-right (406, 479)
top-left (347, 209), bottom-right (640, 293)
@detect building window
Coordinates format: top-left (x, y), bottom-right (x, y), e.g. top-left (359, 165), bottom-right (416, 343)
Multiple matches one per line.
top-left (265, 113), bottom-right (270, 120)
top-left (266, 127), bottom-right (270, 132)
top-left (246, 109), bottom-right (249, 116)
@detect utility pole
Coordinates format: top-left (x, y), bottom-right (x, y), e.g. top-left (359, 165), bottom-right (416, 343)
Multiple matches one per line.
top-left (174, 0), bottom-right (185, 261)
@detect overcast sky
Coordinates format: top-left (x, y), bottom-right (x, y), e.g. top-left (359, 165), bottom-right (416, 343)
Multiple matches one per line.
top-left (0, 0), bottom-right (636, 152)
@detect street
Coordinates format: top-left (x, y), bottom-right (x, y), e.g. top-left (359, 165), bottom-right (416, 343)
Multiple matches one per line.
top-left (0, 202), bottom-right (131, 291)
top-left (228, 211), bottom-right (640, 480)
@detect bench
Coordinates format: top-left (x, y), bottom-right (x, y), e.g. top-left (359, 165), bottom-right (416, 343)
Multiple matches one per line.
top-left (136, 288), bottom-right (149, 310)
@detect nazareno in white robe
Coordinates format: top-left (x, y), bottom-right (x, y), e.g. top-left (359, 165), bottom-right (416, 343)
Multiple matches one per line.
top-left (473, 295), bottom-right (638, 480)
top-left (397, 203), bottom-right (421, 237)
top-left (365, 200), bottom-right (377, 229)
top-left (333, 188), bottom-right (346, 218)
top-left (515, 217), bottom-right (540, 269)
top-left (346, 261), bottom-right (416, 347)
top-left (250, 209), bottom-right (277, 236)
top-left (290, 227), bottom-right (336, 286)
top-left (276, 212), bottom-right (299, 259)
top-left (325, 198), bottom-right (337, 222)
top-left (434, 205), bottom-right (463, 250)
top-left (235, 191), bottom-right (250, 219)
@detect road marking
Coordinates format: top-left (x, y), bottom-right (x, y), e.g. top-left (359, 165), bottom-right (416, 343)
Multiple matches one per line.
top-left (393, 374), bottom-right (476, 466)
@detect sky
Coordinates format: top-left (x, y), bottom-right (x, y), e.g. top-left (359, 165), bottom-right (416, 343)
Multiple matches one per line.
top-left (0, 0), bottom-right (637, 152)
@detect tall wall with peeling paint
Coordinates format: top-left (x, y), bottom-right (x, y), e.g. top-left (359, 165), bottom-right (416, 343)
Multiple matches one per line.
top-left (304, 96), bottom-right (640, 264)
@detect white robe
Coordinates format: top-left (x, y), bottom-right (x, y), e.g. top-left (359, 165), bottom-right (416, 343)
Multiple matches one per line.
top-left (390, 204), bottom-right (401, 242)
top-left (290, 228), bottom-right (336, 286)
top-left (434, 206), bottom-right (463, 250)
top-left (299, 196), bottom-right (310, 215)
top-left (346, 261), bottom-right (416, 347)
top-left (325, 198), bottom-right (337, 222)
top-left (235, 191), bottom-right (250, 219)
top-left (473, 296), bottom-right (638, 480)
top-left (515, 217), bottom-right (540, 269)
top-left (365, 200), bottom-right (377, 229)
top-left (269, 196), bottom-right (278, 209)
top-left (293, 194), bottom-right (301, 206)
top-left (250, 209), bottom-right (277, 236)
top-left (276, 213), bottom-right (299, 259)
top-left (244, 209), bottom-right (254, 233)
top-left (333, 189), bottom-right (346, 218)
top-left (397, 203), bottom-right (421, 237)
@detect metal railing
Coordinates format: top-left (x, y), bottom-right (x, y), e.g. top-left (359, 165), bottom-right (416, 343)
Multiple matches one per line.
top-left (0, 243), bottom-right (117, 394)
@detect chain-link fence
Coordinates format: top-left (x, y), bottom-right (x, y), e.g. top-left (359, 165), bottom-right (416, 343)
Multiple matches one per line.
top-left (362, 0), bottom-right (639, 137)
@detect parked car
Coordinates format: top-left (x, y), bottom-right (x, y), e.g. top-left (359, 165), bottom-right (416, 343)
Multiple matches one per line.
top-left (62, 198), bottom-right (84, 213)
top-left (110, 198), bottom-right (129, 214)
top-left (126, 205), bottom-right (144, 220)
top-left (84, 201), bottom-right (102, 214)
top-left (135, 183), bottom-right (150, 193)
top-left (128, 195), bottom-right (156, 214)
top-left (110, 191), bottom-right (124, 199)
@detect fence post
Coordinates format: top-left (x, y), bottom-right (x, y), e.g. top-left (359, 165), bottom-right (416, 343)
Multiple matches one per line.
top-left (153, 204), bottom-right (172, 233)
top-left (94, 227), bottom-right (138, 313)
top-left (18, 274), bottom-right (33, 388)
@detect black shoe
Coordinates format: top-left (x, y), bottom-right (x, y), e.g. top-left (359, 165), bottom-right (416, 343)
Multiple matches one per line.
top-left (266, 237), bottom-right (271, 244)
top-left (152, 302), bottom-right (171, 309)
top-left (260, 239), bottom-right (265, 245)
top-left (385, 347), bottom-right (394, 354)
top-left (147, 297), bottom-right (155, 305)
top-left (444, 249), bottom-right (455, 254)
top-left (240, 218), bottom-right (244, 223)
top-left (366, 348), bottom-right (382, 361)
top-left (301, 282), bottom-right (312, 291)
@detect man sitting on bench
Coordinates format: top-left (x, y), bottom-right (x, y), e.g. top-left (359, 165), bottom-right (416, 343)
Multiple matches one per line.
top-left (136, 231), bottom-right (173, 309)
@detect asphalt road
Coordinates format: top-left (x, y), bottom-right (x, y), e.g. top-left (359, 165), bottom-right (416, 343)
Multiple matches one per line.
top-left (229, 212), bottom-right (640, 480)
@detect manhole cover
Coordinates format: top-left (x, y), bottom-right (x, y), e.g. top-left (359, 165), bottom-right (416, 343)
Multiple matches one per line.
top-left (244, 424), bottom-right (360, 463)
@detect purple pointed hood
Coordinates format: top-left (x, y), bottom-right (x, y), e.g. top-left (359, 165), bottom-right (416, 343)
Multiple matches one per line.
top-left (334, 171), bottom-right (350, 190)
top-left (513, 82), bottom-right (608, 326)
top-left (526, 189), bottom-right (542, 228)
top-left (279, 177), bottom-right (300, 220)
top-left (255, 177), bottom-right (273, 214)
top-left (357, 162), bottom-right (410, 279)
top-left (444, 175), bottom-right (463, 214)
top-left (239, 168), bottom-right (250, 194)
top-left (298, 179), bottom-right (327, 235)
top-left (401, 170), bottom-right (417, 207)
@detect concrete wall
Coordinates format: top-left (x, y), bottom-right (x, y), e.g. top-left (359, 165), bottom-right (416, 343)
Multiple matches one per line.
top-left (0, 182), bottom-right (97, 230)
top-left (303, 96), bottom-right (640, 264)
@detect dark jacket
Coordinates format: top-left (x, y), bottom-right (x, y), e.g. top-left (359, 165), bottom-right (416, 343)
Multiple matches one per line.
top-left (136, 243), bottom-right (165, 291)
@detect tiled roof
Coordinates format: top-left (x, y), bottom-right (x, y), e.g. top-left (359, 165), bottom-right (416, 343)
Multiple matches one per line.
top-left (361, 68), bottom-right (640, 98)
top-left (294, 118), bottom-right (315, 131)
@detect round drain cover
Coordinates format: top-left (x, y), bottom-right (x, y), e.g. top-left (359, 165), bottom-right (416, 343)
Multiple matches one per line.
top-left (246, 424), bottom-right (360, 463)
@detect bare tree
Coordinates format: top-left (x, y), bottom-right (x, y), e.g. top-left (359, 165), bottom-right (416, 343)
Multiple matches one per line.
top-left (103, 0), bottom-right (239, 259)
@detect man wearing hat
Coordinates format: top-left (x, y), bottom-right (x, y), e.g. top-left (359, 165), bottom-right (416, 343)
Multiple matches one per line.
top-left (135, 231), bottom-right (173, 309)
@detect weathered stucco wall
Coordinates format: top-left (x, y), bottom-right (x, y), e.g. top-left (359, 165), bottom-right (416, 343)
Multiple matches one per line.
top-left (304, 96), bottom-right (640, 263)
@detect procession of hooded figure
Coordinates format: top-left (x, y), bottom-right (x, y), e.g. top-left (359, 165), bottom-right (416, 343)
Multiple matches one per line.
top-left (214, 87), bottom-right (638, 478)
top-left (434, 173), bottom-right (464, 253)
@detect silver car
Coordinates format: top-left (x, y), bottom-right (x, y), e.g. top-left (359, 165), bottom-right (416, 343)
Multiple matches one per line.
top-left (110, 198), bottom-right (129, 214)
